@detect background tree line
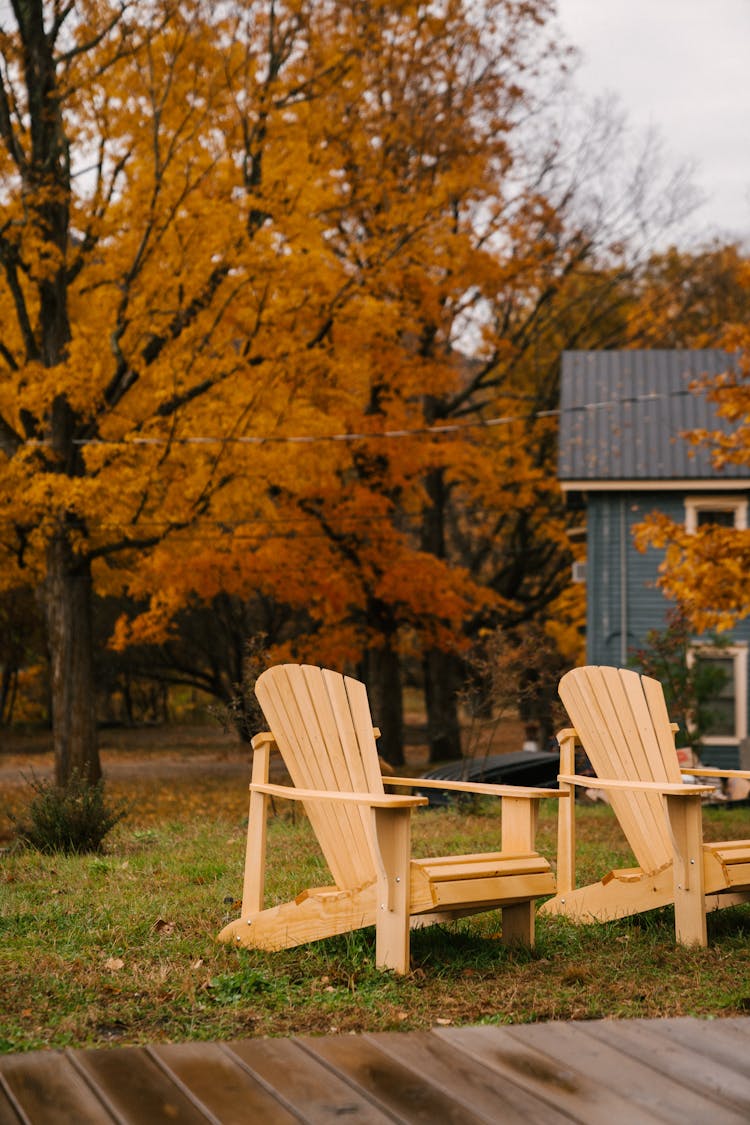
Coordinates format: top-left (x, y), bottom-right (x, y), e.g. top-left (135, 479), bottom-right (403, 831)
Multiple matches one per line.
top-left (0, 1), bottom-right (747, 783)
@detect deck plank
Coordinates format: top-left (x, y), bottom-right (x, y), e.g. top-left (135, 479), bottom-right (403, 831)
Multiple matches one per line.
top-left (635, 1017), bottom-right (750, 1073)
top-left (151, 1042), bottom-right (300, 1124)
top-left (300, 1033), bottom-right (493, 1123)
top-left (227, 1038), bottom-right (394, 1123)
top-left (435, 1024), bottom-right (665, 1124)
top-left (72, 1045), bottom-right (216, 1123)
top-left (589, 1019), bottom-right (750, 1114)
top-left (507, 1020), bottom-right (748, 1124)
top-left (0, 1078), bottom-right (25, 1125)
top-left (0, 1050), bottom-right (117, 1124)
top-left (365, 1029), bottom-right (572, 1123)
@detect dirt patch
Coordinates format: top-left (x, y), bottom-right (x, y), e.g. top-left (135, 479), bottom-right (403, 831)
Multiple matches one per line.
top-left (0, 724), bottom-right (252, 787)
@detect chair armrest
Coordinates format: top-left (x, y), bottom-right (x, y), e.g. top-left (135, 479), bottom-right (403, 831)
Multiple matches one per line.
top-left (558, 773), bottom-right (716, 796)
top-left (386, 776), bottom-right (563, 799)
top-left (682, 767), bottom-right (750, 779)
top-left (249, 781), bottom-right (428, 808)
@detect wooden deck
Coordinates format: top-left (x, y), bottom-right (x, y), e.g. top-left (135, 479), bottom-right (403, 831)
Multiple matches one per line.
top-left (1, 1017), bottom-right (749, 1123)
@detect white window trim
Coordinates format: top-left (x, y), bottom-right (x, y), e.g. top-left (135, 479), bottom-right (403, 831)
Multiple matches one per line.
top-left (685, 494), bottom-right (748, 533)
top-left (687, 643), bottom-right (748, 746)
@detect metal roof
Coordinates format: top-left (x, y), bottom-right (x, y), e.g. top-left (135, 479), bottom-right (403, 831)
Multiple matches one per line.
top-left (558, 349), bottom-right (750, 484)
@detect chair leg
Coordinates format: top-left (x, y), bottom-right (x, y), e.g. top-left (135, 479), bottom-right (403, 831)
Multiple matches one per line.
top-left (372, 806), bottom-right (411, 974)
top-left (501, 901), bottom-right (535, 947)
top-left (666, 794), bottom-right (707, 947)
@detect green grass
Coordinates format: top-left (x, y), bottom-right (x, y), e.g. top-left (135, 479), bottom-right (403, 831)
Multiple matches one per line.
top-left (2, 799), bottom-right (750, 1053)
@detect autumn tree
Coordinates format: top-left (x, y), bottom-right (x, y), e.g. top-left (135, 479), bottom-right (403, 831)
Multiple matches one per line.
top-left (635, 321), bottom-right (750, 630)
top-left (0, 0), bottom-right (380, 782)
top-left (106, 0), bottom-right (569, 766)
top-left (108, 6), bottom-right (698, 764)
top-left (625, 242), bottom-right (750, 349)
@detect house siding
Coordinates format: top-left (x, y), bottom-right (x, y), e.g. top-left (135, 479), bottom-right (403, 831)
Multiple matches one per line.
top-left (586, 492), bottom-right (680, 667)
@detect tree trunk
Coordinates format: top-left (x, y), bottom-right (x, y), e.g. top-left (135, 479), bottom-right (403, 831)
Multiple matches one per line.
top-left (46, 533), bottom-right (100, 786)
top-left (363, 642), bottom-right (404, 767)
top-left (423, 648), bottom-right (462, 763)
top-left (418, 457), bottom-right (463, 762)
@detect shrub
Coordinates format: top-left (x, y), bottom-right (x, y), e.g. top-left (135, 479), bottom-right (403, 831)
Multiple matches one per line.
top-left (10, 771), bottom-right (129, 854)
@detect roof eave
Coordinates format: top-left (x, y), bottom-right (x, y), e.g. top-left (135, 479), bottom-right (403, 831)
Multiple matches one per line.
top-left (560, 478), bottom-right (750, 493)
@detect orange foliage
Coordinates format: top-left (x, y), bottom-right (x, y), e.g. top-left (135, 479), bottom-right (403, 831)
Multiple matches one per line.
top-left (635, 320), bottom-right (750, 630)
top-left (0, 0), bottom-right (592, 776)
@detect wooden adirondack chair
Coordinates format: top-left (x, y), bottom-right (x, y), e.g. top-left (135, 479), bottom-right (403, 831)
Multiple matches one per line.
top-left (540, 665), bottom-right (750, 945)
top-left (218, 664), bottom-right (558, 973)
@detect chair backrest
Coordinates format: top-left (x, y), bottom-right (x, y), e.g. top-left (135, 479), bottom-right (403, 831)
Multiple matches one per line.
top-left (254, 664), bottom-right (384, 890)
top-left (559, 666), bottom-right (683, 875)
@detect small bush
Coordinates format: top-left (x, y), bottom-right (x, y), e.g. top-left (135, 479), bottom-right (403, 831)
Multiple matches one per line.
top-left (11, 771), bottom-right (129, 854)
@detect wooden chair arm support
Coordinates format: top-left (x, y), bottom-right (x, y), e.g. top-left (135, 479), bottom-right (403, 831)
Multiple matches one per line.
top-left (251, 731), bottom-right (278, 751)
top-left (386, 776), bottom-right (564, 800)
top-left (682, 767), bottom-right (750, 779)
top-left (248, 781), bottom-right (428, 808)
top-left (558, 773), bottom-right (716, 795)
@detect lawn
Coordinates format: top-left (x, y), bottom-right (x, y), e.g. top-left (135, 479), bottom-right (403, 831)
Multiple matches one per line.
top-left (2, 731), bottom-right (750, 1053)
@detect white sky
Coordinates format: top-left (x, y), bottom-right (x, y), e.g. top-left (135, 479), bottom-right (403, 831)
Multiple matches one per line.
top-left (556, 0), bottom-right (750, 245)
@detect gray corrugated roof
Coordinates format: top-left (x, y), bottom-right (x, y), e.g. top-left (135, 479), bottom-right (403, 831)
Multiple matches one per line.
top-left (558, 349), bottom-right (750, 482)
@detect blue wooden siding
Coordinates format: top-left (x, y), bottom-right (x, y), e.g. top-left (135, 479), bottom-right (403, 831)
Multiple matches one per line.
top-left (585, 491), bottom-right (749, 769)
top-left (586, 492), bottom-right (679, 666)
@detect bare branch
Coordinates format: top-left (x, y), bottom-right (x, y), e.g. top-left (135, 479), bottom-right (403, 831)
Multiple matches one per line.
top-left (0, 249), bottom-right (39, 362)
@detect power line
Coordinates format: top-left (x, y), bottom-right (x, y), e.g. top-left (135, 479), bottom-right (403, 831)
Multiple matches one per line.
top-left (60, 386), bottom-right (703, 447)
top-left (5, 383), bottom-right (717, 460)
top-left (72, 411), bottom-right (555, 447)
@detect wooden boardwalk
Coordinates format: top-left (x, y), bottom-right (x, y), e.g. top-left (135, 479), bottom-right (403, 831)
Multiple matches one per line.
top-left (1, 1017), bottom-right (749, 1123)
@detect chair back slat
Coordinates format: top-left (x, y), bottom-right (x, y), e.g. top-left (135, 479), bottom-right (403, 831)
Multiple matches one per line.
top-left (255, 664), bottom-right (381, 889)
top-left (559, 666), bottom-right (682, 874)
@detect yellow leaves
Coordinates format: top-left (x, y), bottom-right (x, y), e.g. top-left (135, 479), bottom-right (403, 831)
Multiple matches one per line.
top-left (110, 591), bottom-right (182, 650)
top-left (544, 585), bottom-right (586, 665)
top-left (0, 0), bottom-right (576, 675)
top-left (635, 513), bottom-right (750, 632)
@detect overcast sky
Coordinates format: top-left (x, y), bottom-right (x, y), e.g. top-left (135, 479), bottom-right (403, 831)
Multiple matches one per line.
top-left (555, 0), bottom-right (750, 245)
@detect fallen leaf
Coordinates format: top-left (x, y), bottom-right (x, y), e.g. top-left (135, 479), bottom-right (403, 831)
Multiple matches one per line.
top-left (435, 1017), bottom-right (452, 1026)
top-left (105, 957), bottom-right (125, 971)
top-left (191, 958), bottom-right (204, 971)
top-left (153, 918), bottom-right (175, 935)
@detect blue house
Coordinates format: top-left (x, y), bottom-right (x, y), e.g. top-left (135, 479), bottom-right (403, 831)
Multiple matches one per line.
top-left (558, 349), bottom-right (750, 768)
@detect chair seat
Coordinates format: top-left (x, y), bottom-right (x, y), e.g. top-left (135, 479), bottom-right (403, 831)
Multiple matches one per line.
top-left (416, 851), bottom-right (553, 883)
top-left (704, 841), bottom-right (750, 890)
top-left (414, 852), bottom-right (555, 912)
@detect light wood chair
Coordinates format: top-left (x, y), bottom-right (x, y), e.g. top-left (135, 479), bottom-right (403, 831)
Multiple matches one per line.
top-left (540, 665), bottom-right (750, 945)
top-left (218, 663), bottom-right (558, 973)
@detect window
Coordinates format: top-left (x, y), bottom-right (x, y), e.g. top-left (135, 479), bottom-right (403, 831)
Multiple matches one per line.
top-left (688, 645), bottom-right (748, 745)
top-left (685, 495), bottom-right (748, 533)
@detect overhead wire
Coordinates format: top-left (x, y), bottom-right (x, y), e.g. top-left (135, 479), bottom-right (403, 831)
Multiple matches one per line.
top-left (62, 385), bottom-right (704, 448)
